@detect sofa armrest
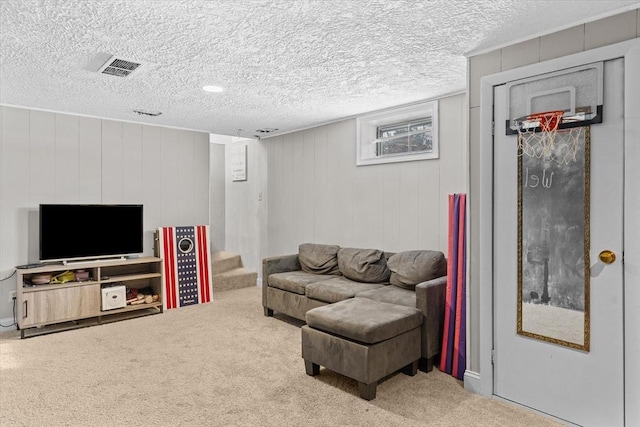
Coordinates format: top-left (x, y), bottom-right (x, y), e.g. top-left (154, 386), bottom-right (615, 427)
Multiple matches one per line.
top-left (415, 275), bottom-right (447, 361)
top-left (262, 254), bottom-right (301, 307)
top-left (262, 254), bottom-right (301, 279)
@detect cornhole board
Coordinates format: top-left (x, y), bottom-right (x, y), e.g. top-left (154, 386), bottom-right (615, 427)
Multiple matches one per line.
top-left (158, 225), bottom-right (212, 310)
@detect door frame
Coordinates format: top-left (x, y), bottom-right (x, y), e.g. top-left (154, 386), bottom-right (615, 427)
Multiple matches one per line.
top-left (477, 39), bottom-right (640, 425)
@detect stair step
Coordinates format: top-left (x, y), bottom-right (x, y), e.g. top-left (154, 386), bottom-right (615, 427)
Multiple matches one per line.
top-left (213, 267), bottom-right (257, 292)
top-left (212, 251), bottom-right (243, 274)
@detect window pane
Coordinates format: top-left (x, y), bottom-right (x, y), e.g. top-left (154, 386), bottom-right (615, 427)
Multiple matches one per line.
top-left (379, 125), bottom-right (408, 138)
top-left (377, 117), bottom-right (432, 158)
top-left (410, 119), bottom-right (431, 131)
top-left (409, 130), bottom-right (432, 153)
top-left (381, 136), bottom-right (409, 156)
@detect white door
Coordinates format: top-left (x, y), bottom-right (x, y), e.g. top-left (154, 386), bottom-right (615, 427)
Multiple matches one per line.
top-left (493, 58), bottom-right (624, 426)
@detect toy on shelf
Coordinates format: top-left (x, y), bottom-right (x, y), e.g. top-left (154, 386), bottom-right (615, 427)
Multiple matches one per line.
top-left (126, 287), bottom-right (158, 305)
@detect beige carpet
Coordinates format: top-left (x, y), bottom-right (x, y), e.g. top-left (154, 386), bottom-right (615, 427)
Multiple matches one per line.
top-left (0, 286), bottom-right (560, 427)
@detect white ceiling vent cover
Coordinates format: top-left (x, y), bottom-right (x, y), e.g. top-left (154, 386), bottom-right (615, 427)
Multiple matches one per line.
top-left (98, 56), bottom-right (143, 77)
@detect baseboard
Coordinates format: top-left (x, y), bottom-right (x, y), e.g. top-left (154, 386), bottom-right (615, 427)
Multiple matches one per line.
top-left (492, 395), bottom-right (579, 427)
top-left (0, 317), bottom-right (17, 331)
top-left (465, 369), bottom-right (581, 426)
top-left (464, 370), bottom-right (489, 396)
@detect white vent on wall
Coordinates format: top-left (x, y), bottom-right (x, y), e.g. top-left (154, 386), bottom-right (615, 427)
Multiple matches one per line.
top-left (98, 56), bottom-right (143, 77)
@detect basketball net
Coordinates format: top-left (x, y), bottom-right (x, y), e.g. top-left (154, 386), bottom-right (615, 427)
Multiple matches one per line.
top-left (513, 110), bottom-right (584, 165)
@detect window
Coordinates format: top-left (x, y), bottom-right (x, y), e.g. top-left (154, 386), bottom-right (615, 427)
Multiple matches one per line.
top-left (376, 117), bottom-right (433, 157)
top-left (356, 100), bottom-right (438, 166)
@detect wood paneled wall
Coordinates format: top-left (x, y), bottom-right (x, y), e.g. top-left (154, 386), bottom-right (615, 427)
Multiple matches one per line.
top-left (0, 106), bottom-right (209, 320)
top-left (264, 93), bottom-right (466, 259)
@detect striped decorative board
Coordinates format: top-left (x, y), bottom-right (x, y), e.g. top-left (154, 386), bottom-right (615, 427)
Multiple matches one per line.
top-left (158, 225), bottom-right (213, 310)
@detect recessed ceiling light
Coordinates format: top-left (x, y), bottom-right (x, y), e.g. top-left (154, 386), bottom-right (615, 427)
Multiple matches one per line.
top-left (202, 85), bottom-right (224, 93)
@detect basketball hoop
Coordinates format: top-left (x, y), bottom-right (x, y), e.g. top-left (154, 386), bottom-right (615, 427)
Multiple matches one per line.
top-left (513, 110), bottom-right (584, 165)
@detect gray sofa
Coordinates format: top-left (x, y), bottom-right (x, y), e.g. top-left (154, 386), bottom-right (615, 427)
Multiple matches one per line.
top-left (262, 243), bottom-right (447, 371)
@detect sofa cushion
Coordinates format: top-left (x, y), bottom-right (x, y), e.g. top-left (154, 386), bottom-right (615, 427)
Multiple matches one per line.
top-left (306, 277), bottom-right (385, 304)
top-left (356, 285), bottom-right (416, 308)
top-left (305, 298), bottom-right (422, 344)
top-left (337, 248), bottom-right (391, 283)
top-left (298, 243), bottom-right (341, 275)
top-left (268, 271), bottom-right (335, 295)
top-left (387, 250), bottom-right (447, 290)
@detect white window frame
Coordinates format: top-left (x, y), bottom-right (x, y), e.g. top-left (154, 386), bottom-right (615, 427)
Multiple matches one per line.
top-left (356, 100), bottom-right (438, 166)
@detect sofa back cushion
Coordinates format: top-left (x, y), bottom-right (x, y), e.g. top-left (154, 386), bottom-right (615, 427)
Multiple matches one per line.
top-left (337, 248), bottom-right (391, 283)
top-left (298, 243), bottom-right (341, 275)
top-left (387, 250), bottom-right (446, 290)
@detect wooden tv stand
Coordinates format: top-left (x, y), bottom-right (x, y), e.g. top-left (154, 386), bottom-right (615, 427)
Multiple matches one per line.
top-left (16, 257), bottom-right (163, 338)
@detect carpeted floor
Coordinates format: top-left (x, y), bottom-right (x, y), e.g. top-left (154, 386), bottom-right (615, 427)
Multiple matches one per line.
top-left (0, 286), bottom-right (561, 426)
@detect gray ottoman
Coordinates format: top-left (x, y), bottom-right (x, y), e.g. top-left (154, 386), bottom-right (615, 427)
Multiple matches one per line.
top-left (302, 298), bottom-right (422, 400)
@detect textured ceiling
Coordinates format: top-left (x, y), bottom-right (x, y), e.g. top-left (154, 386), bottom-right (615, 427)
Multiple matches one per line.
top-left (1, 0), bottom-right (638, 137)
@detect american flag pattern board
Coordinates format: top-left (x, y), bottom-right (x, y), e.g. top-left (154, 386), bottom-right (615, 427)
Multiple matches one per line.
top-left (158, 225), bottom-right (212, 310)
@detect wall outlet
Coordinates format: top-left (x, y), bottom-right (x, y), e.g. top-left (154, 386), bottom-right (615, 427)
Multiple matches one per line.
top-left (10, 291), bottom-right (17, 301)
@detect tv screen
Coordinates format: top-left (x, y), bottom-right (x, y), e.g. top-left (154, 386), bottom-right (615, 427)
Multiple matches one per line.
top-left (39, 204), bottom-right (144, 262)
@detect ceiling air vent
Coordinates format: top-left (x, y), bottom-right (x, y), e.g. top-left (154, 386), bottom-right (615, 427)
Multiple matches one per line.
top-left (255, 128), bottom-right (278, 134)
top-left (133, 109), bottom-right (162, 117)
top-left (98, 56), bottom-right (143, 77)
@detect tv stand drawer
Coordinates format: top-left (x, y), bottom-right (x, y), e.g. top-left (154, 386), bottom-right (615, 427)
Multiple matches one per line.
top-left (21, 284), bottom-right (100, 326)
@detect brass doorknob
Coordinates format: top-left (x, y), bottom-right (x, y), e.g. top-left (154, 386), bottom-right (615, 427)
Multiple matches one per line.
top-left (599, 250), bottom-right (616, 264)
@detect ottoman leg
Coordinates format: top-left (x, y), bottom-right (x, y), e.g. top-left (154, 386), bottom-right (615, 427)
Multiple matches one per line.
top-left (358, 382), bottom-right (377, 400)
top-left (401, 360), bottom-right (419, 376)
top-left (264, 307), bottom-right (274, 317)
top-left (305, 360), bottom-right (320, 376)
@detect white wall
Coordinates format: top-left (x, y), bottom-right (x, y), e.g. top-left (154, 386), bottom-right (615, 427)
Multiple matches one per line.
top-left (223, 138), bottom-right (267, 277)
top-left (209, 140), bottom-right (226, 252)
top-left (0, 106), bottom-right (210, 323)
top-left (264, 93), bottom-right (466, 263)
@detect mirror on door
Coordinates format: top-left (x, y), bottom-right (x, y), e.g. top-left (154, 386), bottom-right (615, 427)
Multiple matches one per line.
top-left (516, 126), bottom-right (591, 351)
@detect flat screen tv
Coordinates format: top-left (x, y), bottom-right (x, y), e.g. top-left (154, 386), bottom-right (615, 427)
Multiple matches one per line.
top-left (39, 204), bottom-right (144, 263)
